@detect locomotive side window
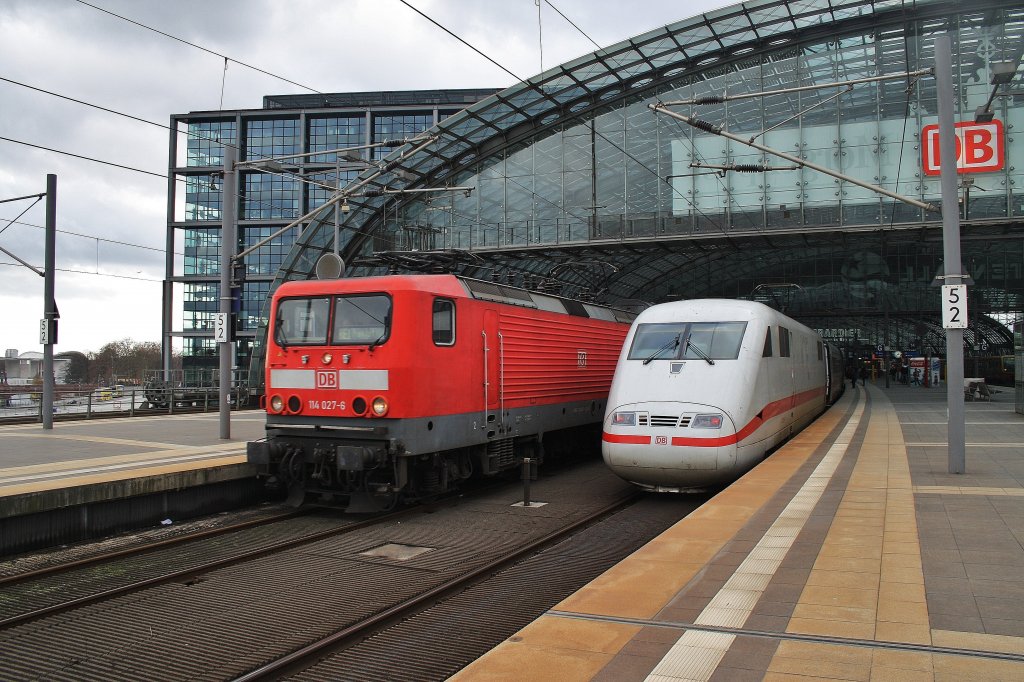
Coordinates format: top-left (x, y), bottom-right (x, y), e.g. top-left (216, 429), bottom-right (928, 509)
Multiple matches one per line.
top-left (332, 294), bottom-right (392, 345)
top-left (763, 327), bottom-right (773, 357)
top-left (275, 297), bottom-right (330, 345)
top-left (627, 321), bottom-right (747, 361)
top-left (432, 298), bottom-right (455, 346)
top-left (779, 326), bottom-right (791, 357)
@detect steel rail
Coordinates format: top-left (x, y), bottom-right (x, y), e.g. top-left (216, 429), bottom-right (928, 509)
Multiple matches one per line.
top-left (231, 490), bottom-right (642, 682)
top-left (0, 508), bottom-right (308, 587)
top-left (0, 507), bottom-right (415, 631)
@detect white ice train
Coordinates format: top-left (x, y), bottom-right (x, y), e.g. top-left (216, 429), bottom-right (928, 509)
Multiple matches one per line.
top-left (601, 299), bottom-right (844, 492)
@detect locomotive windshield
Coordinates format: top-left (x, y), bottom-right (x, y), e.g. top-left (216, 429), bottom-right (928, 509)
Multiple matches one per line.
top-left (274, 294), bottom-right (392, 346)
top-left (628, 321), bottom-right (747, 361)
top-left (275, 297), bottom-right (330, 345)
top-left (333, 294), bottom-right (391, 345)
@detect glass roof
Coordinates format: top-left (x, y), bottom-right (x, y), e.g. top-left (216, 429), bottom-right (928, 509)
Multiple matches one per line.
top-left (259, 0), bottom-right (1022, 360)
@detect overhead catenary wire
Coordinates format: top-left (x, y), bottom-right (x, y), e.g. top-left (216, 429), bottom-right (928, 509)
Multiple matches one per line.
top-left (73, 0), bottom-right (324, 95)
top-left (0, 196), bottom-right (43, 237)
top-left (543, 0), bottom-right (601, 49)
top-left (0, 136), bottom-right (168, 179)
top-left (0, 260), bottom-right (162, 282)
top-left (0, 217), bottom-right (181, 256)
top-left (397, 0), bottom-right (523, 83)
top-left (394, 0), bottom-right (729, 239)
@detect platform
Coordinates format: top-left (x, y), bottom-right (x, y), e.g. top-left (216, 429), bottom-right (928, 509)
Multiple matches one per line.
top-left (0, 411), bottom-right (269, 554)
top-left (453, 382), bottom-right (1024, 680)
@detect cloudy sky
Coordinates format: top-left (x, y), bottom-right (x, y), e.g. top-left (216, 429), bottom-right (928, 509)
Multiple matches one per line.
top-left (0, 0), bottom-right (733, 356)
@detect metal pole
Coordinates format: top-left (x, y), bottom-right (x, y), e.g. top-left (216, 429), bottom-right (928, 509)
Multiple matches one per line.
top-left (42, 174), bottom-right (56, 430)
top-left (522, 457), bottom-right (532, 507)
top-left (935, 35), bottom-right (966, 474)
top-left (219, 146), bottom-right (237, 439)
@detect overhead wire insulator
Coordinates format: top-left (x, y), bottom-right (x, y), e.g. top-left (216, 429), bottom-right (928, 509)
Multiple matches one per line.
top-left (692, 95), bottom-right (725, 104)
top-left (732, 164), bottom-right (768, 173)
top-left (689, 118), bottom-right (722, 134)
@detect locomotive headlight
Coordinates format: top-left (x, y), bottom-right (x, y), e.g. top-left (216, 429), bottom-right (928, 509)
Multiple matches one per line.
top-left (322, 353), bottom-right (333, 364)
top-left (269, 395), bottom-right (284, 413)
top-left (692, 413), bottom-right (724, 429)
top-left (371, 396), bottom-right (389, 417)
top-left (611, 411), bottom-right (636, 426)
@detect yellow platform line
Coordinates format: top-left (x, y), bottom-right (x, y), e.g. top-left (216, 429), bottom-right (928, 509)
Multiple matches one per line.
top-left (0, 453), bottom-right (248, 496)
top-left (450, 391), bottom-right (859, 681)
top-left (1, 431), bottom-right (187, 450)
top-left (0, 442), bottom-right (250, 479)
top-left (643, 398), bottom-right (866, 681)
top-left (914, 486), bottom-right (1024, 496)
top-left (767, 385), bottom-right (1024, 680)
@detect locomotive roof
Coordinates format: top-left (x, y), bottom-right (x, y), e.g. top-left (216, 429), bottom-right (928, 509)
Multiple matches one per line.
top-left (276, 274), bottom-right (467, 298)
top-left (635, 299), bottom-right (817, 334)
top-left (275, 274), bottom-right (637, 323)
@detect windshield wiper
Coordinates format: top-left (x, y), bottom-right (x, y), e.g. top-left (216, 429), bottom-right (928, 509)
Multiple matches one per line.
top-left (367, 331), bottom-right (387, 352)
top-left (682, 334), bottom-right (715, 365)
top-left (643, 334), bottom-right (680, 365)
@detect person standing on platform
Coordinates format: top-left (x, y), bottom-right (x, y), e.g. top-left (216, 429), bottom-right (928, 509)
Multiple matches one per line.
top-left (847, 365), bottom-right (857, 389)
top-left (859, 365), bottom-right (868, 386)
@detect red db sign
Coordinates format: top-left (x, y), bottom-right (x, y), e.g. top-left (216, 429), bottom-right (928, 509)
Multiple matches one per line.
top-left (922, 120), bottom-right (1004, 176)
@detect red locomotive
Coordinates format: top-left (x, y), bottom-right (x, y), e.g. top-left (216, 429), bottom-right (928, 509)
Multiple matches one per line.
top-left (247, 274), bottom-right (635, 510)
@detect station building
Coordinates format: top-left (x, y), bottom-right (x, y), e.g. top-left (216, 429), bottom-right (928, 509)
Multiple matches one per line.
top-left (165, 0), bottom-right (1024, 390)
top-left (164, 89), bottom-right (499, 381)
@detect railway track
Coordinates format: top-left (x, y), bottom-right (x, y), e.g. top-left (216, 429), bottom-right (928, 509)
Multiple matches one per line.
top-left (284, 491), bottom-right (705, 681)
top-left (0, 506), bottom-right (408, 630)
top-left (0, 508), bottom-right (308, 586)
top-left (234, 491), bottom-right (643, 681)
top-left (0, 460), bottom-right (698, 681)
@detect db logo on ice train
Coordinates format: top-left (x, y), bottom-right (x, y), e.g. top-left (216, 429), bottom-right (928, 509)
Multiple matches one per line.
top-left (315, 370), bottom-right (338, 389)
top-left (921, 120), bottom-right (1004, 176)
top-left (655, 436), bottom-right (669, 445)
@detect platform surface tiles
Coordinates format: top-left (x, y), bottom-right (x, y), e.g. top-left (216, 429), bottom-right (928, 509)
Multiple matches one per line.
top-left (0, 411), bottom-right (264, 498)
top-left (454, 382), bottom-right (1024, 681)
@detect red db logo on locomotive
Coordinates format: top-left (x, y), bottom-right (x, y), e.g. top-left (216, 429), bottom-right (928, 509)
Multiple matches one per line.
top-left (315, 370), bottom-right (338, 389)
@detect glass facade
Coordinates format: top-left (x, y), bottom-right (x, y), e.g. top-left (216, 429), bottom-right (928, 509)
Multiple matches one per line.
top-left (183, 283), bottom-right (219, 332)
top-left (242, 172), bottom-right (300, 220)
top-left (186, 121), bottom-right (236, 167)
top-left (184, 175), bottom-right (222, 221)
top-left (240, 226), bottom-right (299, 277)
top-left (183, 228), bottom-right (219, 276)
top-left (373, 113), bottom-right (434, 159)
top-left (271, 0), bottom-right (1023, 376)
top-left (307, 170), bottom-right (359, 210)
top-left (245, 118), bottom-right (300, 161)
top-left (240, 281), bottom-right (271, 332)
top-left (170, 91), bottom-right (496, 382)
top-left (309, 116), bottom-right (367, 163)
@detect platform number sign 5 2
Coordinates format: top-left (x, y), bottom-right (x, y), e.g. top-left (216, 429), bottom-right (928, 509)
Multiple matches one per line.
top-left (941, 285), bottom-right (967, 329)
top-left (213, 313), bottom-right (229, 342)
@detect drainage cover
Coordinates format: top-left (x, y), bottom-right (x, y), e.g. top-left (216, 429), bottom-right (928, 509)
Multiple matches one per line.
top-left (359, 543), bottom-right (435, 560)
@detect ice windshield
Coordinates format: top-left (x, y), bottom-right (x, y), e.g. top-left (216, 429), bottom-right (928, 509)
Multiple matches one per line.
top-left (274, 294), bottom-right (391, 346)
top-left (627, 321), bottom-right (747, 361)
